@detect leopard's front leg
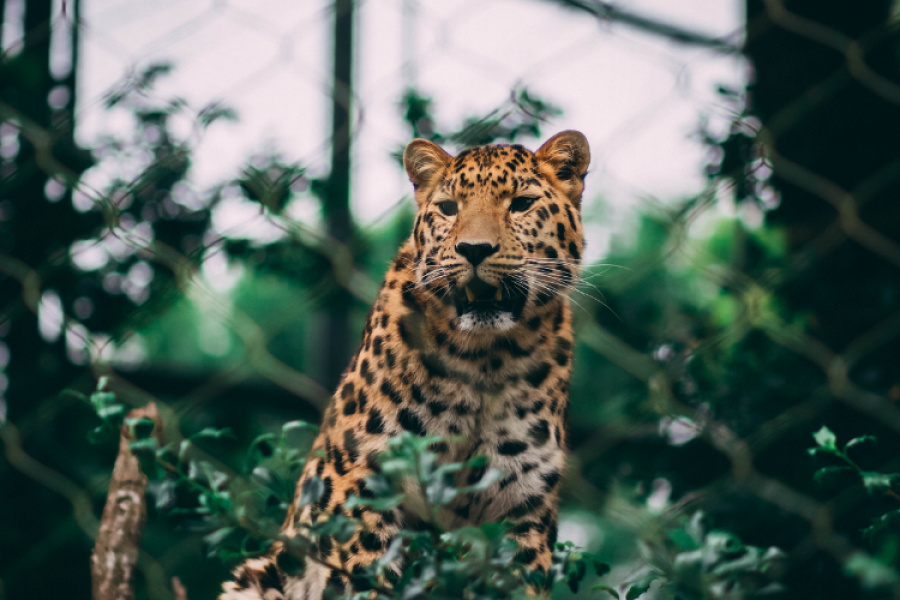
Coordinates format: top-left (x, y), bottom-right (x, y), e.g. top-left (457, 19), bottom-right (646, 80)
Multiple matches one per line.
top-left (468, 437), bottom-right (564, 596)
top-left (284, 446), bottom-right (403, 598)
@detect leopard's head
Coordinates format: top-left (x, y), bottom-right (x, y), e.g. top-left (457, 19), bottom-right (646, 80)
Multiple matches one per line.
top-left (403, 131), bottom-right (589, 333)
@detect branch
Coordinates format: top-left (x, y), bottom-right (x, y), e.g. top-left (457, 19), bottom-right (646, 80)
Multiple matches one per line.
top-left (171, 577), bottom-right (188, 600)
top-left (548, 0), bottom-right (742, 54)
top-left (91, 403), bottom-right (163, 600)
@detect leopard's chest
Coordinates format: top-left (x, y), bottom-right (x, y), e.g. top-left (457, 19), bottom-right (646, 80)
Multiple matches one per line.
top-left (410, 376), bottom-right (523, 447)
top-left (407, 369), bottom-right (565, 508)
top-left (398, 376), bottom-right (565, 523)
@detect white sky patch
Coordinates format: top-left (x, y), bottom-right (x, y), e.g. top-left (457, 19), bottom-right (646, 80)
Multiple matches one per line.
top-left (647, 477), bottom-right (673, 513)
top-left (77, 0), bottom-right (745, 261)
top-left (71, 238), bottom-right (110, 271)
top-left (660, 415), bottom-right (700, 446)
top-left (1, 0), bottom-right (25, 56)
top-left (202, 249), bottom-right (244, 293)
top-left (112, 333), bottom-right (148, 370)
top-left (38, 290), bottom-right (64, 343)
top-left (558, 510), bottom-right (604, 550)
top-left (210, 190), bottom-right (287, 244)
top-left (65, 321), bottom-right (89, 364)
top-left (199, 318), bottom-right (232, 357)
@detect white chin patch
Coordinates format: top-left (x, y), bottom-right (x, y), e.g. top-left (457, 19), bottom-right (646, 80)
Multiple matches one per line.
top-left (458, 310), bottom-right (515, 332)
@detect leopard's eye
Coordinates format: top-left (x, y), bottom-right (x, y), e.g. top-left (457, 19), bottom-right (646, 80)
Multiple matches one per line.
top-left (509, 196), bottom-right (537, 213)
top-left (437, 200), bottom-right (458, 216)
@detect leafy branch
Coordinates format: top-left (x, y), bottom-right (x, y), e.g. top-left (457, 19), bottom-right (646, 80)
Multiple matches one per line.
top-left (808, 426), bottom-right (900, 500)
top-left (595, 511), bottom-right (786, 600)
top-left (809, 426), bottom-right (900, 544)
top-left (85, 387), bottom-right (606, 598)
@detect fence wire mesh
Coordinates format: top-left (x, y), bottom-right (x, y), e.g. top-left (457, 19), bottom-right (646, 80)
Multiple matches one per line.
top-left (2, 0), bottom-right (900, 599)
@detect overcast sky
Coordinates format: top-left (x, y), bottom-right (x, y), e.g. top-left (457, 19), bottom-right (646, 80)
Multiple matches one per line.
top-left (74, 0), bottom-right (746, 260)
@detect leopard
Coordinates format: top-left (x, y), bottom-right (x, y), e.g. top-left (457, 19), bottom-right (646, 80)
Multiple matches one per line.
top-left (221, 130), bottom-right (590, 599)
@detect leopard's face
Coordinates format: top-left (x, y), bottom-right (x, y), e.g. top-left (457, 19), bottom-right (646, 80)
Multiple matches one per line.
top-left (404, 132), bottom-right (590, 333)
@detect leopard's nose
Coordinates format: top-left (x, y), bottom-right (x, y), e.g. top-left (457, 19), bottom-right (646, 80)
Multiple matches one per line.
top-left (455, 242), bottom-right (499, 266)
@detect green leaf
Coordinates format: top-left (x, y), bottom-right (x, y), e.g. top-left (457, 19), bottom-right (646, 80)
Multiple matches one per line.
top-left (528, 566), bottom-right (547, 590)
top-left (199, 462), bottom-right (230, 492)
top-left (125, 417), bottom-right (156, 440)
top-left (90, 391), bottom-right (117, 408)
top-left (150, 479), bottom-right (176, 509)
top-left (250, 433), bottom-right (276, 455)
top-left (845, 435), bottom-right (876, 451)
top-left (711, 546), bottom-right (765, 576)
top-left (458, 468), bottom-right (504, 494)
top-left (813, 466), bottom-right (853, 484)
top-left (591, 557), bottom-right (612, 577)
top-left (813, 426), bottom-right (837, 450)
top-left (685, 511), bottom-right (706, 545)
top-left (299, 475), bottom-right (324, 506)
top-left (241, 537), bottom-right (273, 558)
top-left (169, 506), bottom-right (208, 516)
top-left (129, 438), bottom-right (161, 479)
top-left (216, 545), bottom-right (245, 562)
top-left (625, 583), bottom-right (650, 600)
top-left (467, 455), bottom-right (489, 469)
top-left (87, 426), bottom-right (108, 443)
top-left (364, 474), bottom-right (393, 497)
top-left (198, 102), bottom-right (238, 128)
top-left (96, 404), bottom-right (125, 421)
top-left (281, 421), bottom-right (318, 450)
top-left (282, 420), bottom-right (318, 434)
top-left (566, 554), bottom-right (588, 593)
top-left (251, 467), bottom-right (274, 487)
top-left (760, 546), bottom-right (787, 573)
top-left (178, 439), bottom-right (191, 462)
top-left (426, 474), bottom-right (458, 506)
top-left (155, 441), bottom-right (175, 459)
top-left (593, 585), bottom-right (620, 599)
top-left (708, 530), bottom-right (745, 557)
top-left (313, 513), bottom-right (358, 544)
top-left (667, 527), bottom-right (699, 551)
top-left (245, 433), bottom-right (277, 471)
top-left (276, 549), bottom-right (306, 577)
top-left (345, 493), bottom-right (405, 512)
top-left (191, 427), bottom-right (235, 441)
top-left (283, 537), bottom-right (311, 562)
top-left (59, 389), bottom-right (87, 402)
top-left (862, 509), bottom-right (900, 539)
top-left (203, 527), bottom-right (235, 550)
top-left (844, 553), bottom-right (900, 589)
top-left (380, 458), bottom-right (413, 477)
top-left (480, 521), bottom-right (508, 541)
top-left (861, 472), bottom-right (900, 494)
top-left (377, 537), bottom-right (404, 572)
top-left (129, 437), bottom-right (159, 456)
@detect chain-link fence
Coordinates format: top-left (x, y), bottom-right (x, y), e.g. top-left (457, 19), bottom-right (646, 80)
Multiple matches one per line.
top-left (2, 1), bottom-right (900, 599)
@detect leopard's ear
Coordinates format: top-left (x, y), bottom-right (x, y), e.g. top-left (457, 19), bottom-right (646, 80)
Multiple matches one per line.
top-left (535, 130), bottom-right (590, 205)
top-left (404, 139), bottom-right (452, 191)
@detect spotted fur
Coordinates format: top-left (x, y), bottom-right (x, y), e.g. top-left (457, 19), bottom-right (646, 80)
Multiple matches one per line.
top-left (221, 131), bottom-right (590, 599)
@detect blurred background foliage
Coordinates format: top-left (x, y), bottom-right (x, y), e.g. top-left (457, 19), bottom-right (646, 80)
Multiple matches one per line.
top-left (2, 0), bottom-right (900, 599)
